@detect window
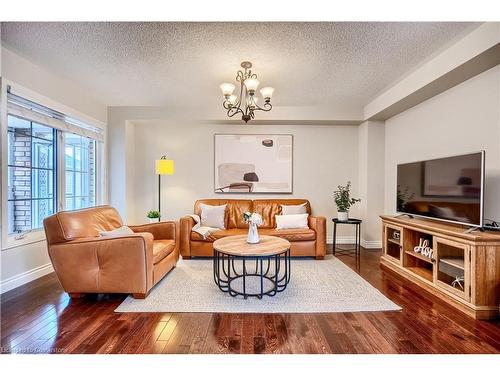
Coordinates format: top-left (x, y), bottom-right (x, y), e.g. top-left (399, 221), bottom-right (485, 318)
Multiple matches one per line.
top-left (64, 133), bottom-right (96, 210)
top-left (3, 90), bottom-right (104, 240)
top-left (7, 115), bottom-right (57, 234)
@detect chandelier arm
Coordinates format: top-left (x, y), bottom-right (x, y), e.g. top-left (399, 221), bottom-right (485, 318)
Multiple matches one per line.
top-left (252, 102), bottom-right (273, 112)
top-left (227, 106), bottom-right (244, 118)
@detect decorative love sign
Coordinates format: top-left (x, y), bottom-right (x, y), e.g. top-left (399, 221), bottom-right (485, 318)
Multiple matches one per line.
top-left (414, 238), bottom-right (433, 258)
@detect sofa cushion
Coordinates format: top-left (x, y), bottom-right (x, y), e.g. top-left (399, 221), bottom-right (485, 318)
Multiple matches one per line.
top-left (252, 199), bottom-right (311, 228)
top-left (260, 228), bottom-right (316, 242)
top-left (275, 214), bottom-right (309, 229)
top-left (200, 203), bottom-right (226, 228)
top-left (281, 203), bottom-right (307, 215)
top-left (190, 228), bottom-right (315, 242)
top-left (153, 240), bottom-right (175, 264)
top-left (194, 199), bottom-right (253, 229)
top-left (191, 228), bottom-right (247, 242)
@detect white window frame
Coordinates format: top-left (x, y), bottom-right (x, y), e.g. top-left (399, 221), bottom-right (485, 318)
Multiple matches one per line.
top-left (60, 132), bottom-right (99, 211)
top-left (0, 79), bottom-right (107, 250)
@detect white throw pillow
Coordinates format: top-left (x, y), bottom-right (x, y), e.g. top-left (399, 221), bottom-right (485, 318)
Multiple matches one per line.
top-left (99, 226), bottom-right (134, 237)
top-left (281, 203), bottom-right (307, 215)
top-left (200, 203), bottom-right (226, 229)
top-left (275, 214), bottom-right (309, 230)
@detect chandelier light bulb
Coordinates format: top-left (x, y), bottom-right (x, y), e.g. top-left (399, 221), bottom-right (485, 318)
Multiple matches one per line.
top-left (244, 78), bottom-right (259, 94)
top-left (227, 95), bottom-right (238, 107)
top-left (260, 87), bottom-right (275, 101)
top-left (220, 83), bottom-right (235, 98)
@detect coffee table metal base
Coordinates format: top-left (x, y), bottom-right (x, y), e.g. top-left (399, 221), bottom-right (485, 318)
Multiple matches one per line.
top-left (213, 249), bottom-right (291, 299)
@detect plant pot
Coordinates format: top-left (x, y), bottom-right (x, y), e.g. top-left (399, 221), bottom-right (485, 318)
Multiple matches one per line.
top-left (247, 222), bottom-right (260, 244)
top-left (337, 211), bottom-right (349, 221)
top-left (148, 218), bottom-right (160, 224)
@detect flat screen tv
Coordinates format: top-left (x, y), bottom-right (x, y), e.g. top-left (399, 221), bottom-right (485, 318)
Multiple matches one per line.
top-left (397, 151), bottom-right (485, 227)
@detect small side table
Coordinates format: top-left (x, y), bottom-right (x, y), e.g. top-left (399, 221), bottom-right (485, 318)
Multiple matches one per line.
top-left (332, 218), bottom-right (362, 258)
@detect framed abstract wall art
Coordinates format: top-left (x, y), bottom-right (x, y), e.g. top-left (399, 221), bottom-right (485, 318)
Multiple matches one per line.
top-left (214, 134), bottom-right (293, 193)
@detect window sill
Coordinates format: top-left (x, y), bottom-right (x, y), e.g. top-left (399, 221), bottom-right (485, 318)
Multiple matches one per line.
top-left (2, 230), bottom-right (46, 251)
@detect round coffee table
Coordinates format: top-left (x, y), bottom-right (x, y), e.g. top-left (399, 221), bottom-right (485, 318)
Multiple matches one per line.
top-left (213, 235), bottom-right (291, 299)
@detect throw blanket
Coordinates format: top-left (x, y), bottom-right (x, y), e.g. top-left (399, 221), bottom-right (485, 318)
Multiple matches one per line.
top-left (189, 214), bottom-right (221, 239)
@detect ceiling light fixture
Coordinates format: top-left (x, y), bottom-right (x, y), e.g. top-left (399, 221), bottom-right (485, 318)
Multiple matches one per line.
top-left (219, 61), bottom-right (274, 123)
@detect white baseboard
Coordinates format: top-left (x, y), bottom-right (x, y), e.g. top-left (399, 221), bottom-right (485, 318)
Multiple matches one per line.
top-left (0, 263), bottom-right (54, 294)
top-left (327, 237), bottom-right (382, 249)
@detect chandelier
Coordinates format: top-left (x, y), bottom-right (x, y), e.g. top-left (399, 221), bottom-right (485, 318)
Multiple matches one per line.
top-left (219, 61), bottom-right (274, 123)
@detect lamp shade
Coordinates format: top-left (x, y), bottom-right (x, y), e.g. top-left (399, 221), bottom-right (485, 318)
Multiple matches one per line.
top-left (244, 78), bottom-right (259, 92)
top-left (156, 159), bottom-right (174, 175)
top-left (260, 86), bottom-right (274, 100)
top-left (219, 83), bottom-right (235, 97)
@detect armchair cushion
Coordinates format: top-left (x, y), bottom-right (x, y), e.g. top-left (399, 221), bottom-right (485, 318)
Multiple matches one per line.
top-left (153, 240), bottom-right (176, 264)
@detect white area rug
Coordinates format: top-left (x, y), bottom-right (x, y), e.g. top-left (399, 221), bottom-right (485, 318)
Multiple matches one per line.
top-left (115, 256), bottom-right (400, 313)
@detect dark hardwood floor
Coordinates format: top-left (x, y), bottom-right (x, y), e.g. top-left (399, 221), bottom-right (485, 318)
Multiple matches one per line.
top-left (1, 246), bottom-right (499, 354)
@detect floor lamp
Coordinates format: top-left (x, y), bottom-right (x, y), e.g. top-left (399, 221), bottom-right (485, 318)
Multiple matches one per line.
top-left (155, 156), bottom-right (174, 218)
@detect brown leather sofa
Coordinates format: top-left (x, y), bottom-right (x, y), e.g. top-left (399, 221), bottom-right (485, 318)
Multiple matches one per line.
top-left (43, 205), bottom-right (179, 299)
top-left (180, 199), bottom-right (326, 259)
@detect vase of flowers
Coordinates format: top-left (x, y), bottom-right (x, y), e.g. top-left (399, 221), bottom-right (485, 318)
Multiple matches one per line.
top-left (146, 210), bottom-right (160, 223)
top-left (243, 212), bottom-right (263, 244)
top-left (334, 181), bottom-right (360, 221)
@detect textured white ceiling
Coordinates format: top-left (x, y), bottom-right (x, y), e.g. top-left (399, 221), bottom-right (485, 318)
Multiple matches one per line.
top-left (1, 22), bottom-right (478, 118)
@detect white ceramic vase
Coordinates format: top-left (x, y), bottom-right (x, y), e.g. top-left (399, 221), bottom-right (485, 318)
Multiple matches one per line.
top-left (247, 222), bottom-right (260, 244)
top-left (337, 211), bottom-right (349, 221)
top-left (149, 218), bottom-right (160, 224)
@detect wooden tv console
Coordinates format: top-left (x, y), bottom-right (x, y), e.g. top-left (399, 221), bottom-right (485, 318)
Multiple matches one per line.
top-left (380, 215), bottom-right (500, 320)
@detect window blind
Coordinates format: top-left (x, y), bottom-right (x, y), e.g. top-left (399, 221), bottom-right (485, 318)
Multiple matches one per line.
top-left (7, 91), bottom-right (104, 142)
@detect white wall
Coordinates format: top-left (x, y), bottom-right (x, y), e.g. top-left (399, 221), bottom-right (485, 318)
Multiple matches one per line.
top-left (1, 47), bottom-right (107, 123)
top-left (385, 66), bottom-right (500, 222)
top-left (358, 121), bottom-right (385, 246)
top-left (119, 119), bottom-right (361, 242)
top-left (0, 47), bottom-right (108, 293)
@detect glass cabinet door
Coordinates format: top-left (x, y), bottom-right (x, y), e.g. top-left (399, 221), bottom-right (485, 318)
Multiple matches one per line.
top-left (433, 237), bottom-right (470, 301)
top-left (384, 224), bottom-right (402, 264)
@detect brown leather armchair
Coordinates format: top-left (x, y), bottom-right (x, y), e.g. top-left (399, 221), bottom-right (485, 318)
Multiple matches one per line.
top-left (43, 205), bottom-right (179, 299)
top-left (180, 199), bottom-right (326, 259)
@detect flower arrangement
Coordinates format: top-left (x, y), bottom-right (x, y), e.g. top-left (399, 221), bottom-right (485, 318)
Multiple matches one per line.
top-left (146, 210), bottom-right (160, 219)
top-left (243, 212), bottom-right (263, 244)
top-left (243, 212), bottom-right (263, 226)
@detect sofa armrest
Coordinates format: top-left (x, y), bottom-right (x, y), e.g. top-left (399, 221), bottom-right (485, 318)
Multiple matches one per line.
top-left (48, 233), bottom-right (154, 294)
top-left (129, 221), bottom-right (177, 240)
top-left (309, 216), bottom-right (326, 259)
top-left (179, 216), bottom-right (195, 259)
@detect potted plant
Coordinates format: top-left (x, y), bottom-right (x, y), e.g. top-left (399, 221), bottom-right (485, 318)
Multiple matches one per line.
top-left (146, 210), bottom-right (161, 223)
top-left (334, 181), bottom-right (360, 221)
top-left (243, 212), bottom-right (263, 244)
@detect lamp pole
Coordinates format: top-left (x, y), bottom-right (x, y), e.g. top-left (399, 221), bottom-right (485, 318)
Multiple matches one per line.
top-left (158, 174), bottom-right (161, 215)
top-left (155, 156), bottom-right (174, 221)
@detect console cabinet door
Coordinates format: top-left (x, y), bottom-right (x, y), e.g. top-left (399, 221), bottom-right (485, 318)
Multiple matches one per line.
top-left (433, 237), bottom-right (470, 302)
top-left (384, 224), bottom-right (403, 265)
